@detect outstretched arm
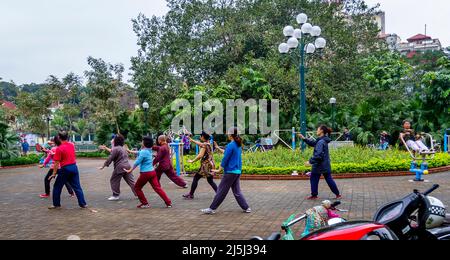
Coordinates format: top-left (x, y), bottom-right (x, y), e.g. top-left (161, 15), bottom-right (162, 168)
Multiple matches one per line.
top-left (214, 142), bottom-right (225, 154)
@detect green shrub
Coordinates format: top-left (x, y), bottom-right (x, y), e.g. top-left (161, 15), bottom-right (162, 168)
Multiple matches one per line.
top-left (76, 151), bottom-right (109, 158)
top-left (183, 147), bottom-right (450, 175)
top-left (0, 154), bottom-right (40, 167)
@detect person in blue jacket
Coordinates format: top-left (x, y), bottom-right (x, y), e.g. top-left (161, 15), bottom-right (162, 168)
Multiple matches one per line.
top-left (201, 127), bottom-right (251, 215)
top-left (298, 125), bottom-right (341, 200)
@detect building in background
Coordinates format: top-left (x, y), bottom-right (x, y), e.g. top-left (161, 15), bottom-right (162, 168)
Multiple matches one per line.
top-left (397, 34), bottom-right (443, 58)
top-left (373, 11), bottom-right (386, 35)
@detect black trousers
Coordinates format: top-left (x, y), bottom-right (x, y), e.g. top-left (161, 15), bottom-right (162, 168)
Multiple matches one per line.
top-left (44, 169), bottom-right (74, 196)
top-left (189, 173), bottom-right (218, 196)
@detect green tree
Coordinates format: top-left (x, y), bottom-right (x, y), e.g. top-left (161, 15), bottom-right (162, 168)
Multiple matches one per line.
top-left (131, 0), bottom-right (386, 133)
top-left (15, 88), bottom-right (54, 140)
top-left (84, 57), bottom-right (126, 134)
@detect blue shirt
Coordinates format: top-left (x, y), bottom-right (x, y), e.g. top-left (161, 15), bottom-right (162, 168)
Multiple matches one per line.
top-left (134, 149), bottom-right (155, 173)
top-left (221, 141), bottom-right (242, 174)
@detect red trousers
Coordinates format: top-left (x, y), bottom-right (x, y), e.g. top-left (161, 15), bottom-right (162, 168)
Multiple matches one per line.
top-left (135, 171), bottom-right (172, 206)
top-left (156, 166), bottom-right (187, 188)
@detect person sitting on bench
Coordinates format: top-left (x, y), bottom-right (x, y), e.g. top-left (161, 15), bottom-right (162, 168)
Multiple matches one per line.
top-left (400, 120), bottom-right (430, 154)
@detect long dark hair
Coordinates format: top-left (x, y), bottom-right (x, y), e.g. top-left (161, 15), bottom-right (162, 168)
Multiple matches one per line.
top-left (53, 136), bottom-right (62, 146)
top-left (319, 125), bottom-right (332, 137)
top-left (228, 127), bottom-right (243, 147)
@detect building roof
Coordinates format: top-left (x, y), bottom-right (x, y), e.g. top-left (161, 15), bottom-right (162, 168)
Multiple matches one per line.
top-left (407, 34), bottom-right (432, 42)
top-left (1, 100), bottom-right (17, 110)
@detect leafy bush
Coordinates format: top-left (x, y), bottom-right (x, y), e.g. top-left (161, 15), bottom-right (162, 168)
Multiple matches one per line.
top-left (0, 154), bottom-right (40, 167)
top-left (183, 147), bottom-right (450, 175)
top-left (76, 151), bottom-right (109, 158)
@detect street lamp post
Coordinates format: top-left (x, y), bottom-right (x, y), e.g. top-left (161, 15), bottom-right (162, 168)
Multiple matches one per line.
top-left (279, 13), bottom-right (327, 152)
top-left (142, 102), bottom-right (149, 136)
top-left (330, 97), bottom-right (337, 131)
top-left (46, 115), bottom-right (54, 141)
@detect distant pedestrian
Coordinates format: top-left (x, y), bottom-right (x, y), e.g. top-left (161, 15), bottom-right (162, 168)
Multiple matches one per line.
top-left (182, 134), bottom-right (191, 155)
top-left (22, 140), bottom-right (29, 156)
top-left (343, 128), bottom-right (352, 141)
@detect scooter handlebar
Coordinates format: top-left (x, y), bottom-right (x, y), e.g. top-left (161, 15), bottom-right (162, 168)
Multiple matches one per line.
top-left (331, 201), bottom-right (341, 208)
top-left (423, 184), bottom-right (439, 196)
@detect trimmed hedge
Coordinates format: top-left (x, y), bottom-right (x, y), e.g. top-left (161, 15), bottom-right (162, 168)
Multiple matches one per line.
top-left (76, 151), bottom-right (109, 158)
top-left (184, 151), bottom-right (450, 175)
top-left (0, 154), bottom-right (41, 167)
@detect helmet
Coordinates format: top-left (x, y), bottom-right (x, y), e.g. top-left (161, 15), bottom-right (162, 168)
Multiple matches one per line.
top-left (426, 196), bottom-right (446, 229)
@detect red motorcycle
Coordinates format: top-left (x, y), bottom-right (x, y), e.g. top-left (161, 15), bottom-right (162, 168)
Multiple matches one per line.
top-left (253, 185), bottom-right (450, 240)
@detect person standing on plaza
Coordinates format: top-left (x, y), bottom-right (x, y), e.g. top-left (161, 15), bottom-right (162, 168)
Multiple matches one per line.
top-left (22, 139), bottom-right (29, 156)
top-left (298, 125), bottom-right (341, 200)
top-left (201, 127), bottom-right (251, 215)
top-left (98, 134), bottom-right (137, 201)
top-left (38, 136), bottom-right (74, 199)
top-left (48, 131), bottom-right (88, 210)
top-left (183, 131), bottom-right (218, 200)
top-left (124, 136), bottom-right (172, 209)
top-left (152, 135), bottom-right (188, 188)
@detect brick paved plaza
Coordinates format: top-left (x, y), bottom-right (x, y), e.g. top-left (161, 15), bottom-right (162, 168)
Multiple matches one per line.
top-left (0, 159), bottom-right (449, 240)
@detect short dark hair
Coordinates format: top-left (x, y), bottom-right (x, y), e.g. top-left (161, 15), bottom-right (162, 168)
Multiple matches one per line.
top-left (200, 131), bottom-right (211, 141)
top-left (143, 136), bottom-right (153, 148)
top-left (114, 134), bottom-right (125, 147)
top-left (58, 131), bottom-right (69, 141)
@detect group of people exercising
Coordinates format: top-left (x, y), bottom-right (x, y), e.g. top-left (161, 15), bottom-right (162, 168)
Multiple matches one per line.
top-left (37, 120), bottom-right (432, 212)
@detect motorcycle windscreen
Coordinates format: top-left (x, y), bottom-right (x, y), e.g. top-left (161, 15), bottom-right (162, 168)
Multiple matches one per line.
top-left (374, 202), bottom-right (404, 224)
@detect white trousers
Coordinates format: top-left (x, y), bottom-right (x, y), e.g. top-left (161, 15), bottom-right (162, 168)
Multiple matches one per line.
top-left (406, 140), bottom-right (429, 152)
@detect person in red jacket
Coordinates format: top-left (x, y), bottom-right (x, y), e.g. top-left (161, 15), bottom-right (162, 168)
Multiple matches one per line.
top-left (152, 135), bottom-right (188, 188)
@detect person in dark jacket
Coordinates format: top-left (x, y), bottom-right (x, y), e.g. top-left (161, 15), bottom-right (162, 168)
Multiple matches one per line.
top-left (298, 125), bottom-right (341, 200)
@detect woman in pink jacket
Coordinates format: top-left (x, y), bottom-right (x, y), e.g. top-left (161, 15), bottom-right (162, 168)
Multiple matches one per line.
top-left (38, 136), bottom-right (74, 199)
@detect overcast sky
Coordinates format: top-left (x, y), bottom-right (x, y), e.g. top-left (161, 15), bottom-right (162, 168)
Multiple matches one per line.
top-left (0, 0), bottom-right (449, 85)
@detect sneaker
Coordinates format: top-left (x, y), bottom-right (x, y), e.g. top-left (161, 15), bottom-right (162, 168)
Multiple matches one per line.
top-left (183, 185), bottom-right (189, 189)
top-left (80, 205), bottom-right (89, 209)
top-left (167, 205), bottom-right (173, 208)
top-left (137, 204), bottom-right (151, 209)
top-left (336, 195), bottom-right (343, 200)
top-left (69, 194), bottom-right (75, 198)
top-left (307, 196), bottom-right (319, 200)
top-left (108, 196), bottom-right (120, 201)
top-left (244, 208), bottom-right (252, 214)
top-left (201, 208), bottom-right (216, 215)
top-left (48, 206), bottom-right (61, 210)
top-left (182, 194), bottom-right (194, 200)
top-left (40, 194), bottom-right (50, 199)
